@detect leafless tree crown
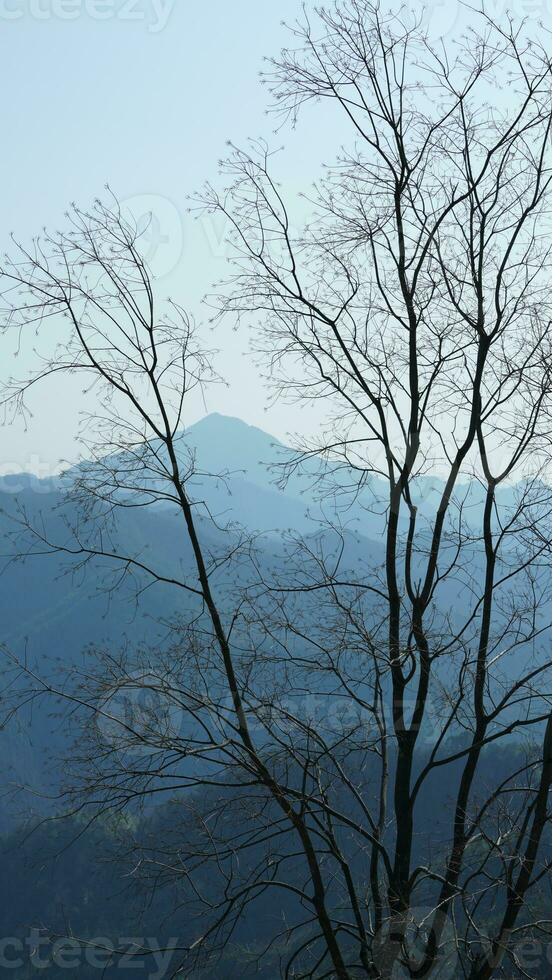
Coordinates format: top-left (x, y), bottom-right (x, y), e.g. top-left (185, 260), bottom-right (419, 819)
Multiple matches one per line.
top-left (3, 4), bottom-right (552, 979)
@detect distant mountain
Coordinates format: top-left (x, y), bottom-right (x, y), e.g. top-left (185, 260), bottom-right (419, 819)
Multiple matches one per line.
top-left (0, 416), bottom-right (374, 826)
top-left (171, 414), bottom-right (525, 538)
top-left (0, 412), bottom-right (525, 537)
top-left (179, 413), bottom-right (286, 487)
top-left (0, 413), bottom-right (548, 829)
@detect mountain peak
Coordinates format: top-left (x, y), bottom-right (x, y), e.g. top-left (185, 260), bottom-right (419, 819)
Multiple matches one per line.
top-left (181, 414), bottom-right (284, 482)
top-left (187, 412), bottom-right (282, 446)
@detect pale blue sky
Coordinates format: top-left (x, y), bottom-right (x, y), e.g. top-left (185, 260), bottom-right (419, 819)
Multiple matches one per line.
top-left (1, 0), bottom-right (338, 474)
top-left (0, 0), bottom-right (544, 473)
top-left (0, 1), bottom-right (301, 472)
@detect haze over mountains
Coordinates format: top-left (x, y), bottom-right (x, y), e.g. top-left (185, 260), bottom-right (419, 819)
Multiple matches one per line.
top-left (0, 414), bottom-right (315, 826)
top-left (0, 410), bottom-right (542, 676)
top-left (0, 413), bottom-right (545, 828)
top-left (0, 411), bottom-right (515, 537)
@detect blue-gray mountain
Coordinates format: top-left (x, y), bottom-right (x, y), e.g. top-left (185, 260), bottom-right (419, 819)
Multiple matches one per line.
top-left (0, 414), bottom-right (546, 827)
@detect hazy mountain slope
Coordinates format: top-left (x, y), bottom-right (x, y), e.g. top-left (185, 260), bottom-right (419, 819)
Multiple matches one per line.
top-left (0, 413), bottom-right (548, 830)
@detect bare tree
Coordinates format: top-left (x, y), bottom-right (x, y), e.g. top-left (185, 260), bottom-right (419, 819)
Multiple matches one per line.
top-left (198, 3), bottom-right (552, 976)
top-left (4, 4), bottom-right (552, 978)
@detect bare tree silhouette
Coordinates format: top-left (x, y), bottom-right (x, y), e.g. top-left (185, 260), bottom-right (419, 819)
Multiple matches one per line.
top-left (3, 4), bottom-right (552, 978)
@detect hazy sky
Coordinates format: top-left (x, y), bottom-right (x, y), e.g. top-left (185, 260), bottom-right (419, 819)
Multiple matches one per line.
top-left (0, 0), bottom-right (547, 473)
